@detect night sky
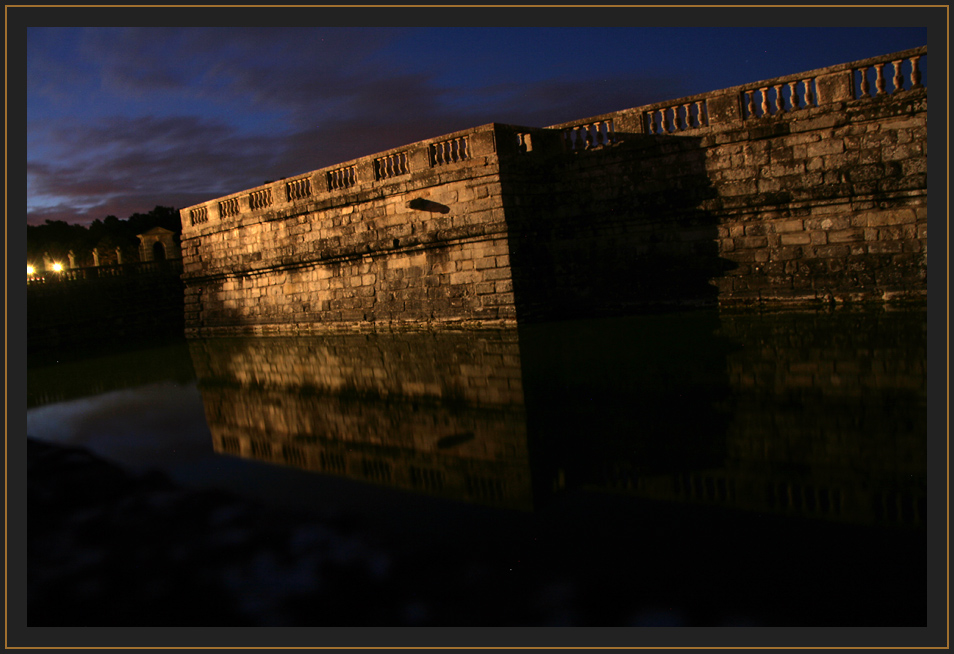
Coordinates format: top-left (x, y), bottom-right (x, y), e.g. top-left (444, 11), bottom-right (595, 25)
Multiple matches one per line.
top-left (23, 20), bottom-right (930, 227)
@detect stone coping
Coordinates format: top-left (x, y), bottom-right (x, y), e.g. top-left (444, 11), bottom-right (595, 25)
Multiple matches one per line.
top-left (180, 46), bottom-right (927, 235)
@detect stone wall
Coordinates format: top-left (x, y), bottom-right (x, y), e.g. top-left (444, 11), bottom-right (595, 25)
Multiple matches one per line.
top-left (181, 126), bottom-right (517, 333)
top-left (180, 47), bottom-right (928, 332)
top-left (501, 47), bottom-right (928, 320)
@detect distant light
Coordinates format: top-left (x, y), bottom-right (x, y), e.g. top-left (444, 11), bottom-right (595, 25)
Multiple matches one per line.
top-left (27, 265), bottom-right (35, 275)
top-left (51, 262), bottom-right (63, 272)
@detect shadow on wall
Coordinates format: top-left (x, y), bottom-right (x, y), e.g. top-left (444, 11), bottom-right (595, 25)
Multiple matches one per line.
top-left (500, 131), bottom-right (733, 323)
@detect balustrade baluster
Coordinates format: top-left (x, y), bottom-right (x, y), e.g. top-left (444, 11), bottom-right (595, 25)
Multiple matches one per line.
top-left (760, 87), bottom-right (770, 116)
top-left (910, 56), bottom-right (923, 89)
top-left (696, 101), bottom-right (707, 126)
top-left (745, 91), bottom-right (756, 118)
top-left (661, 109), bottom-right (670, 133)
top-left (788, 81), bottom-right (800, 110)
top-left (874, 63), bottom-right (886, 95)
top-left (891, 59), bottom-right (904, 93)
top-left (803, 79), bottom-right (814, 106)
top-left (858, 67), bottom-right (870, 98)
top-left (774, 84), bottom-right (785, 113)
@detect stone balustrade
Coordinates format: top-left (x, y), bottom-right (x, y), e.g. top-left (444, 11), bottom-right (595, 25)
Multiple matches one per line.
top-left (374, 151), bottom-right (410, 180)
top-left (560, 119), bottom-right (617, 151)
top-left (181, 125), bottom-right (498, 237)
top-left (327, 164), bottom-right (357, 191)
top-left (514, 131), bottom-right (533, 153)
top-left (28, 259), bottom-right (185, 284)
top-left (218, 196), bottom-right (240, 218)
top-left (182, 47), bottom-right (927, 235)
top-left (248, 187), bottom-right (272, 210)
top-left (429, 135), bottom-right (471, 165)
top-left (741, 81), bottom-right (816, 119)
top-left (178, 47), bottom-right (926, 327)
top-left (645, 100), bottom-right (709, 134)
top-left (189, 205), bottom-right (208, 226)
top-left (854, 52), bottom-right (926, 99)
top-left (285, 176), bottom-right (312, 201)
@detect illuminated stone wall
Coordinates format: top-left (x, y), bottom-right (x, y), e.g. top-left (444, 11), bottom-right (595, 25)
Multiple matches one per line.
top-left (180, 47), bottom-right (928, 332)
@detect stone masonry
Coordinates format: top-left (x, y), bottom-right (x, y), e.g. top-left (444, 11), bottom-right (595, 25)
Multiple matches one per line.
top-left (179, 46), bottom-right (928, 333)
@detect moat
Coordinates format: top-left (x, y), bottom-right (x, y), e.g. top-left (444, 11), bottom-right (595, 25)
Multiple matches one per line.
top-left (26, 306), bottom-right (929, 630)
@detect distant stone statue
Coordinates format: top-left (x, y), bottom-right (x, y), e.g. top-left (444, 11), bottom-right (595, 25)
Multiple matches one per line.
top-left (92, 248), bottom-right (100, 267)
top-left (68, 251), bottom-right (76, 269)
top-left (115, 246), bottom-right (123, 265)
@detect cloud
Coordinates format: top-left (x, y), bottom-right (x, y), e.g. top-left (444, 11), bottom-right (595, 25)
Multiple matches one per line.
top-left (24, 26), bottom-right (709, 225)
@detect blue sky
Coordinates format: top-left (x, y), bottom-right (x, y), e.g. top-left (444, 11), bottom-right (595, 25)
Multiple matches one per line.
top-left (23, 21), bottom-right (930, 226)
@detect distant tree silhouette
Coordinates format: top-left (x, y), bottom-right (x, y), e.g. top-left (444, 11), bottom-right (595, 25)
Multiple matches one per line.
top-left (27, 206), bottom-right (181, 269)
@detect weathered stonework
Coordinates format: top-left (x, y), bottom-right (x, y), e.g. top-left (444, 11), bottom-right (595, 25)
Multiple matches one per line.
top-left (180, 47), bottom-right (928, 334)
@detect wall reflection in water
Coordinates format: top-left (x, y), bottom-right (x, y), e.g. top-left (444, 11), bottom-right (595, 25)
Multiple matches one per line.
top-left (188, 330), bottom-right (534, 510)
top-left (188, 308), bottom-right (926, 526)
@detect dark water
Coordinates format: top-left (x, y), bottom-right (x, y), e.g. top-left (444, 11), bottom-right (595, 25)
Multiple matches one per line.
top-left (26, 307), bottom-right (929, 627)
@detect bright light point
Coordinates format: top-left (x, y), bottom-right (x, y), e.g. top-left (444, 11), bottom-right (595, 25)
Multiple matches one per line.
top-left (27, 265), bottom-right (35, 275)
top-left (52, 262), bottom-right (63, 272)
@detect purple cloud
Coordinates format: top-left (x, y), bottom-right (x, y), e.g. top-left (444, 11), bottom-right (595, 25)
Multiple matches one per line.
top-left (26, 26), bottom-right (928, 226)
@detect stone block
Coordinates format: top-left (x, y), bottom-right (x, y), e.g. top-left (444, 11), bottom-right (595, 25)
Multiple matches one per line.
top-left (827, 228), bottom-right (865, 243)
top-left (780, 233), bottom-right (812, 246)
top-left (806, 139), bottom-right (845, 158)
top-left (866, 210), bottom-right (916, 226)
top-left (867, 241), bottom-right (904, 254)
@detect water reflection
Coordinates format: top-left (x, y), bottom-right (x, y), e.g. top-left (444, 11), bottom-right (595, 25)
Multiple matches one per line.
top-left (188, 331), bottom-right (535, 510)
top-left (187, 308), bottom-right (927, 527)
